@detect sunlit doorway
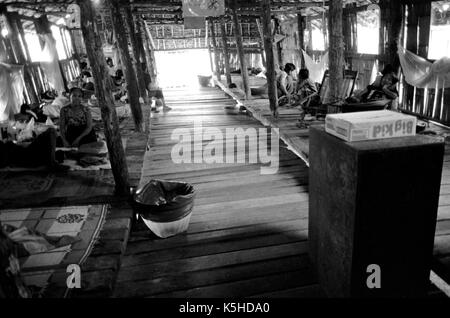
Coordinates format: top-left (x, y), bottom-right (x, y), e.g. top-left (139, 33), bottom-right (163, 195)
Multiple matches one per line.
top-left (154, 49), bottom-right (212, 89)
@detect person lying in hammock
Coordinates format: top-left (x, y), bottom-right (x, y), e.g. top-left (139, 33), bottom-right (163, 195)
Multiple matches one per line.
top-left (361, 64), bottom-right (399, 102)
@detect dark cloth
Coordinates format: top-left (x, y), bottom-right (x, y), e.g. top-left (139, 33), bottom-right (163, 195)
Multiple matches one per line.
top-left (65, 126), bottom-right (97, 146)
top-left (0, 128), bottom-right (56, 168)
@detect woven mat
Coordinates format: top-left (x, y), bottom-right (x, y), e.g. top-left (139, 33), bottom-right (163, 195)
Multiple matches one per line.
top-left (0, 172), bottom-right (54, 199)
top-left (0, 204), bottom-right (108, 296)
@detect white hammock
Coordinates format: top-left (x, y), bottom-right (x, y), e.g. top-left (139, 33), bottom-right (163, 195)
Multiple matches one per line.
top-left (302, 50), bottom-right (328, 83)
top-left (0, 62), bottom-right (24, 122)
top-left (398, 45), bottom-right (450, 89)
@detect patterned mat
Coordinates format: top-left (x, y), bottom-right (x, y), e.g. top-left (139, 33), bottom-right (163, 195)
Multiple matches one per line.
top-left (0, 173), bottom-right (54, 199)
top-left (0, 204), bottom-right (108, 296)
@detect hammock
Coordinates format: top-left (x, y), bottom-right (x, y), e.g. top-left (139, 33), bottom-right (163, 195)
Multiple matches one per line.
top-left (0, 62), bottom-right (24, 122)
top-left (302, 50), bottom-right (329, 83)
top-left (398, 45), bottom-right (450, 89)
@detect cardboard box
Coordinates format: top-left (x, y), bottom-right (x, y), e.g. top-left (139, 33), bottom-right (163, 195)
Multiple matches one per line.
top-left (325, 110), bottom-right (417, 142)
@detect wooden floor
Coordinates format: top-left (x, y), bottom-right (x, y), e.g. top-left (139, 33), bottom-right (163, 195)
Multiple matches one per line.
top-left (113, 87), bottom-right (322, 298)
top-left (113, 85), bottom-right (449, 298)
top-left (216, 79), bottom-right (450, 292)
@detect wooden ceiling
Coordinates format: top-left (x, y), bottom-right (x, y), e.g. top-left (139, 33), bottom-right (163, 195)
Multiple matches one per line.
top-left (2, 0), bottom-right (378, 28)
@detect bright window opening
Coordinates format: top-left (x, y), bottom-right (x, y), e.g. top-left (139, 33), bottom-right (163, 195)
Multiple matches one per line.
top-left (154, 49), bottom-right (212, 88)
top-left (428, 1), bottom-right (450, 59)
top-left (311, 19), bottom-right (325, 51)
top-left (51, 25), bottom-right (67, 60)
top-left (24, 32), bottom-right (45, 62)
top-left (357, 8), bottom-right (380, 54)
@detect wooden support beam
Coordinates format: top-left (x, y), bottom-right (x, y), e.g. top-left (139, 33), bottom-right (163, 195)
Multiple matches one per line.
top-left (379, 0), bottom-right (403, 70)
top-left (125, 5), bottom-right (149, 104)
top-left (255, 18), bottom-right (267, 69)
top-left (209, 19), bottom-right (221, 81)
top-left (142, 20), bottom-right (159, 84)
top-left (261, 0), bottom-right (278, 117)
top-left (220, 16), bottom-right (232, 86)
top-left (108, 0), bottom-right (143, 132)
top-left (77, 0), bottom-right (130, 195)
top-left (297, 13), bottom-right (306, 68)
top-left (134, 15), bottom-right (151, 89)
top-left (231, 0), bottom-right (251, 100)
top-left (328, 0), bottom-right (344, 110)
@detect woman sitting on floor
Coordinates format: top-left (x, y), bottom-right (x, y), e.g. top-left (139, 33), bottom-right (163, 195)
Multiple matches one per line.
top-left (59, 87), bottom-right (97, 148)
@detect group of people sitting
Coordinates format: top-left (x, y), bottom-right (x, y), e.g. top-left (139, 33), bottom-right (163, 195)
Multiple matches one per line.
top-left (252, 61), bottom-right (400, 118)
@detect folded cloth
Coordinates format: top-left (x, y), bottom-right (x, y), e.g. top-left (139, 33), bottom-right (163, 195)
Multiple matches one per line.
top-left (77, 141), bottom-right (108, 156)
top-left (3, 224), bottom-right (80, 257)
top-left (77, 155), bottom-right (108, 167)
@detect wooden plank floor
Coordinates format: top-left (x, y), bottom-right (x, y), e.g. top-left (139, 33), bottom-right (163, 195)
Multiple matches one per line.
top-left (113, 87), bottom-right (322, 298)
top-left (215, 80), bottom-right (450, 293)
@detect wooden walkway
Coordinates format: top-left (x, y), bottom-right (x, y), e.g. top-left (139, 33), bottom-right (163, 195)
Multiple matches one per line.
top-left (113, 86), bottom-right (449, 298)
top-left (113, 87), bottom-right (323, 298)
top-left (216, 80), bottom-right (450, 293)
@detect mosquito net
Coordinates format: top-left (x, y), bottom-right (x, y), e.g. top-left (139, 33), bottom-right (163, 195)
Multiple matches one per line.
top-left (398, 44), bottom-right (450, 89)
top-left (0, 62), bottom-right (24, 122)
top-left (302, 50), bottom-right (328, 83)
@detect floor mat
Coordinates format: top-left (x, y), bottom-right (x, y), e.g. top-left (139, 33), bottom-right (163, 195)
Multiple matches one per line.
top-left (0, 204), bottom-right (109, 296)
top-left (0, 172), bottom-right (54, 199)
top-left (0, 170), bottom-right (115, 209)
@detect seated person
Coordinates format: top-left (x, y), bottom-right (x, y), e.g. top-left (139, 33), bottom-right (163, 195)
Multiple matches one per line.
top-left (59, 87), bottom-right (97, 148)
top-left (148, 81), bottom-right (170, 111)
top-left (295, 68), bottom-right (318, 100)
top-left (277, 63), bottom-right (296, 103)
top-left (360, 64), bottom-right (399, 103)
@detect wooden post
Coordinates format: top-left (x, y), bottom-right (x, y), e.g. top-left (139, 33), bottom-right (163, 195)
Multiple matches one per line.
top-left (261, 0), bottom-right (278, 117)
top-left (231, 0), bottom-right (251, 99)
top-left (134, 15), bottom-right (150, 83)
top-left (142, 19), bottom-right (158, 84)
top-left (379, 0), bottom-right (403, 70)
top-left (108, 0), bottom-right (143, 132)
top-left (220, 17), bottom-right (232, 86)
top-left (255, 18), bottom-right (267, 68)
top-left (77, 0), bottom-right (130, 195)
top-left (297, 13), bottom-right (306, 68)
top-left (4, 12), bottom-right (39, 104)
top-left (328, 0), bottom-right (344, 109)
top-left (125, 6), bottom-right (149, 104)
top-left (209, 18), bottom-right (221, 81)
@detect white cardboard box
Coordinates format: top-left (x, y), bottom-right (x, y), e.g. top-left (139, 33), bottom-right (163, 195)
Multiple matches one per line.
top-left (325, 110), bottom-right (417, 142)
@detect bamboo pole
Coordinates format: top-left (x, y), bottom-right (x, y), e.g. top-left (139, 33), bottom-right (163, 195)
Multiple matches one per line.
top-left (209, 19), bottom-right (221, 81)
top-left (231, 0), bottom-right (251, 99)
top-left (108, 0), bottom-right (143, 132)
top-left (77, 0), bottom-right (130, 195)
top-left (125, 5), bottom-right (149, 104)
top-left (328, 0), bottom-right (344, 110)
top-left (220, 17), bottom-right (232, 86)
top-left (143, 20), bottom-right (159, 84)
top-left (261, 0), bottom-right (278, 117)
top-left (297, 13), bottom-right (306, 68)
top-left (255, 18), bottom-right (267, 68)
